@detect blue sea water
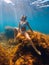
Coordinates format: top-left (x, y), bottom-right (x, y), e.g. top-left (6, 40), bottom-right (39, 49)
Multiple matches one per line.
top-left (0, 0), bottom-right (49, 34)
top-left (28, 8), bottom-right (49, 34)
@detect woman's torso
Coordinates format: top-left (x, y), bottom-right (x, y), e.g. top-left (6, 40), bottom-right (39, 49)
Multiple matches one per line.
top-left (19, 21), bottom-right (27, 32)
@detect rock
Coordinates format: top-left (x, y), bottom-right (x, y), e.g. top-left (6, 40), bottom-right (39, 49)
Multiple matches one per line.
top-left (0, 45), bottom-right (9, 65)
top-left (5, 26), bottom-right (18, 39)
top-left (0, 30), bottom-right (49, 65)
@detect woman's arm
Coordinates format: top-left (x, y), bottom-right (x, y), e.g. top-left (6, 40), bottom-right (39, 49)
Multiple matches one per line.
top-left (18, 22), bottom-right (20, 32)
top-left (27, 22), bottom-right (33, 32)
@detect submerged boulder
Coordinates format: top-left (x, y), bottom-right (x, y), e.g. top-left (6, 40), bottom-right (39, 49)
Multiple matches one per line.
top-left (0, 30), bottom-right (49, 65)
top-left (0, 45), bottom-right (9, 65)
top-left (5, 26), bottom-right (18, 39)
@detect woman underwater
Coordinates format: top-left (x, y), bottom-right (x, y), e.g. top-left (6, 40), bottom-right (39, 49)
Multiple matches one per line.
top-left (15, 15), bottom-right (41, 55)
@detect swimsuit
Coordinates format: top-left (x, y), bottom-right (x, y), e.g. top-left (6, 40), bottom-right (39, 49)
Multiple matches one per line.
top-left (19, 21), bottom-right (27, 34)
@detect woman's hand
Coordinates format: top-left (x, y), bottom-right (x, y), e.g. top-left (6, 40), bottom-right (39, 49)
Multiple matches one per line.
top-left (18, 29), bottom-right (20, 32)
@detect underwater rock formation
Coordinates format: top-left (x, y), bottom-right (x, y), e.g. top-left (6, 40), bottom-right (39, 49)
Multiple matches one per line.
top-left (0, 45), bottom-right (9, 65)
top-left (5, 26), bottom-right (18, 39)
top-left (0, 30), bottom-right (49, 65)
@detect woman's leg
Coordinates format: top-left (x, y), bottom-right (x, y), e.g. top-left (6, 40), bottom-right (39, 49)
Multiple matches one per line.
top-left (14, 32), bottom-right (21, 42)
top-left (25, 32), bottom-right (41, 55)
top-left (16, 32), bottom-right (21, 38)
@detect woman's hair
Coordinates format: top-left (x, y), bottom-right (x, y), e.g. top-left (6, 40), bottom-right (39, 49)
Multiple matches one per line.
top-left (21, 15), bottom-right (27, 21)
